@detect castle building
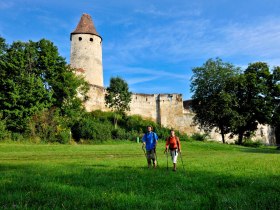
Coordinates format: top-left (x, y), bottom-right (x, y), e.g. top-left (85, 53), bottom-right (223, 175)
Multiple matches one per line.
top-left (70, 14), bottom-right (103, 87)
top-left (70, 14), bottom-right (277, 145)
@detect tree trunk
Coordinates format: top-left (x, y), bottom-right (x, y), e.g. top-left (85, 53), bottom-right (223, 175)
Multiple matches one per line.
top-left (220, 126), bottom-right (225, 144)
top-left (238, 131), bottom-right (244, 145)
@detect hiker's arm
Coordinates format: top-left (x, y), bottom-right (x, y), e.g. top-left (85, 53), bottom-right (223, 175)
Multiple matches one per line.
top-left (142, 134), bottom-right (146, 148)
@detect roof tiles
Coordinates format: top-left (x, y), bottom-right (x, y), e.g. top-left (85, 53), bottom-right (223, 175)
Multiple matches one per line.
top-left (71, 13), bottom-right (101, 39)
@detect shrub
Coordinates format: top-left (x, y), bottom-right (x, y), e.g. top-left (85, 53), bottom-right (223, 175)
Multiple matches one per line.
top-left (71, 114), bottom-right (113, 142)
top-left (72, 110), bottom-right (191, 143)
top-left (242, 139), bottom-right (263, 148)
top-left (111, 128), bottom-right (129, 140)
top-left (125, 115), bottom-right (154, 133)
top-left (127, 130), bottom-right (141, 142)
top-left (177, 133), bottom-right (190, 141)
top-left (57, 129), bottom-right (71, 144)
top-left (0, 118), bottom-right (10, 140)
top-left (11, 133), bottom-right (25, 141)
top-left (28, 108), bottom-right (62, 143)
top-left (191, 133), bottom-right (208, 141)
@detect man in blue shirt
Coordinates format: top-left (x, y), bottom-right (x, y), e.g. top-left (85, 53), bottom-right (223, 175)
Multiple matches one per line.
top-left (142, 125), bottom-right (159, 168)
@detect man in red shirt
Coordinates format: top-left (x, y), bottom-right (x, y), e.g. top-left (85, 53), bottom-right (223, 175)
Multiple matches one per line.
top-left (164, 129), bottom-right (181, 171)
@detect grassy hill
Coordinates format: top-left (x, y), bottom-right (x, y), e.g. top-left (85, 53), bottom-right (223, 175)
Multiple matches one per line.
top-left (0, 141), bottom-right (279, 209)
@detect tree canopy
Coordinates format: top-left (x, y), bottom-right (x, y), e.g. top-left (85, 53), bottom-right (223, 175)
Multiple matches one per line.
top-left (105, 77), bottom-right (132, 128)
top-left (0, 37), bottom-right (89, 132)
top-left (191, 58), bottom-right (240, 143)
top-left (191, 58), bottom-right (280, 144)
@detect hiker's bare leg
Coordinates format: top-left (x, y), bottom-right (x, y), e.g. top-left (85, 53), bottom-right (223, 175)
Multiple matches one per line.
top-left (173, 163), bottom-right (176, 171)
top-left (147, 159), bottom-right (152, 168)
top-left (153, 159), bottom-right (157, 168)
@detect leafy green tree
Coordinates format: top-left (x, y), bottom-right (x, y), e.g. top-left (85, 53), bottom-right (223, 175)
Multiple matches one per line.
top-left (0, 40), bottom-right (53, 131)
top-left (230, 62), bottom-right (273, 144)
top-left (191, 58), bottom-right (240, 143)
top-left (270, 66), bottom-right (280, 144)
top-left (105, 77), bottom-right (132, 128)
top-left (0, 37), bottom-right (89, 132)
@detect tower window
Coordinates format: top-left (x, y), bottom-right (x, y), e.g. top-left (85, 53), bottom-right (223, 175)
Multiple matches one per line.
top-left (79, 37), bottom-right (82, 41)
top-left (90, 38), bottom-right (93, 42)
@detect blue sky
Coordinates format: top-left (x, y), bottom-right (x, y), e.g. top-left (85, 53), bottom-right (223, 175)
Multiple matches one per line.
top-left (1, 0), bottom-right (280, 100)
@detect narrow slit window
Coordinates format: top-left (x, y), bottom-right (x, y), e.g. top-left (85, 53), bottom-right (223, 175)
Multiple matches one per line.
top-left (79, 37), bottom-right (82, 41)
top-left (90, 38), bottom-right (93, 42)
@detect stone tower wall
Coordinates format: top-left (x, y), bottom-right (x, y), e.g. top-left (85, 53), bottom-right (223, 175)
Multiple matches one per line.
top-left (70, 34), bottom-right (103, 86)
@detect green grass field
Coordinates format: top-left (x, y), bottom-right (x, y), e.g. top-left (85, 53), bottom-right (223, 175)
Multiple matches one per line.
top-left (0, 141), bottom-right (279, 209)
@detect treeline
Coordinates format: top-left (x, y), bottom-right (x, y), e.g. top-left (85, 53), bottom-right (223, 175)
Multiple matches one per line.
top-left (0, 36), bottom-right (188, 143)
top-left (191, 58), bottom-right (280, 144)
top-left (0, 36), bottom-right (87, 143)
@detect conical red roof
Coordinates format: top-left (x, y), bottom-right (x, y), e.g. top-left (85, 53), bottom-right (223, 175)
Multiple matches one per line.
top-left (71, 13), bottom-right (101, 39)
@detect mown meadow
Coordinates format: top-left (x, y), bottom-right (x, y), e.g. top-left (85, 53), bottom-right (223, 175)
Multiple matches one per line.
top-left (0, 141), bottom-right (279, 209)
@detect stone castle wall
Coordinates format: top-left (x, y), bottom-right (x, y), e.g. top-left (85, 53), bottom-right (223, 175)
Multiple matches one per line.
top-left (83, 84), bottom-right (276, 144)
top-left (70, 14), bottom-right (277, 145)
top-left (83, 86), bottom-right (197, 133)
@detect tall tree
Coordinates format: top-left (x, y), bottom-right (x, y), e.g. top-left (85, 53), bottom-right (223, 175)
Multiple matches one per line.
top-left (105, 77), bottom-right (132, 128)
top-left (269, 66), bottom-right (280, 144)
top-left (0, 37), bottom-right (89, 132)
top-left (229, 62), bottom-right (273, 144)
top-left (191, 58), bottom-right (240, 143)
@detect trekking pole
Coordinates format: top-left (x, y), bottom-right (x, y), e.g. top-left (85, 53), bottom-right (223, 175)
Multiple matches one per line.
top-left (154, 148), bottom-right (159, 168)
top-left (142, 145), bottom-right (146, 157)
top-left (165, 150), bottom-right (169, 171)
top-left (179, 151), bottom-right (186, 174)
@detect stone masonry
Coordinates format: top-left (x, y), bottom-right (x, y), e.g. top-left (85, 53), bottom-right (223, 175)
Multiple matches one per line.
top-left (71, 14), bottom-right (276, 145)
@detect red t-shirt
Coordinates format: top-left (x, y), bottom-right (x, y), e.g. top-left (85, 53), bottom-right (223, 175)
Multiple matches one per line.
top-left (166, 136), bottom-right (181, 150)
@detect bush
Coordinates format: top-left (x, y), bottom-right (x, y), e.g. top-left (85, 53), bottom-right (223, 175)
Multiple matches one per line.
top-left (71, 114), bottom-right (113, 142)
top-left (72, 110), bottom-right (191, 143)
top-left (0, 118), bottom-right (10, 140)
top-left (11, 133), bottom-right (25, 141)
top-left (111, 128), bottom-right (129, 140)
top-left (177, 133), bottom-right (190, 141)
top-left (191, 133), bottom-right (208, 141)
top-left (57, 129), bottom-right (71, 144)
top-left (28, 108), bottom-right (62, 143)
top-left (125, 115), bottom-right (155, 133)
top-left (241, 139), bottom-right (263, 148)
top-left (127, 130), bottom-right (141, 142)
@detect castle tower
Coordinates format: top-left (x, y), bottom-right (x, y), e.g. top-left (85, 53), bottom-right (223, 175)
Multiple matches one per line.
top-left (70, 13), bottom-right (103, 87)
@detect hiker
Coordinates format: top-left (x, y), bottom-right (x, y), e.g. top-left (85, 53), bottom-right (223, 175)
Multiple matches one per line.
top-left (142, 125), bottom-right (158, 168)
top-left (164, 129), bottom-right (181, 171)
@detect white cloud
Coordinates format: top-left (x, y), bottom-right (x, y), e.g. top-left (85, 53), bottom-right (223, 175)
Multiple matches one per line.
top-left (126, 76), bottom-right (161, 85)
top-left (105, 65), bottom-right (188, 81)
top-left (104, 15), bottom-right (280, 68)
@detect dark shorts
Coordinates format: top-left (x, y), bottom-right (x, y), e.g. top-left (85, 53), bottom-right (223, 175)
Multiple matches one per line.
top-left (146, 149), bottom-right (155, 160)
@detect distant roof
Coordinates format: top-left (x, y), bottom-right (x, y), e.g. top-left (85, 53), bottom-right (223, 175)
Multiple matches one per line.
top-left (71, 13), bottom-right (102, 40)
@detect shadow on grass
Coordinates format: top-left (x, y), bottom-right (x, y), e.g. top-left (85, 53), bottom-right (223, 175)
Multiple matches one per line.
top-left (0, 162), bottom-right (279, 210)
top-left (240, 146), bottom-right (280, 154)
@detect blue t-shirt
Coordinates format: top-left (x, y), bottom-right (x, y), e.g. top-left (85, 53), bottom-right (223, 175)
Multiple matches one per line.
top-left (142, 132), bottom-right (158, 150)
